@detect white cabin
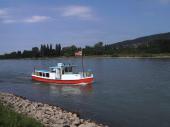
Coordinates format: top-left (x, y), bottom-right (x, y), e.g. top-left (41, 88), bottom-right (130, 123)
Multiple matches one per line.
top-left (33, 63), bottom-right (93, 80)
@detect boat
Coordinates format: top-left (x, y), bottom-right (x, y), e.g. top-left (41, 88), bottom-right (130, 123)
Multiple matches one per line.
top-left (32, 63), bottom-right (94, 85)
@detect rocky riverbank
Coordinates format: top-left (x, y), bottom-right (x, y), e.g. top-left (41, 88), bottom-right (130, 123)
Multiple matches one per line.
top-left (0, 92), bottom-right (107, 127)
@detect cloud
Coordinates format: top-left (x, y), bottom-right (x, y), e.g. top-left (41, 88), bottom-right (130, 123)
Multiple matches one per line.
top-left (0, 9), bottom-right (9, 19)
top-left (2, 15), bottom-right (50, 24)
top-left (2, 19), bottom-right (16, 23)
top-left (1, 5), bottom-right (96, 24)
top-left (23, 16), bottom-right (50, 23)
top-left (0, 10), bottom-right (7, 16)
top-left (0, 9), bottom-right (12, 23)
top-left (158, 0), bottom-right (170, 4)
top-left (59, 5), bottom-right (95, 20)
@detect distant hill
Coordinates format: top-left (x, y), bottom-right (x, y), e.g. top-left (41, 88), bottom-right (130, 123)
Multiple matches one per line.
top-left (102, 32), bottom-right (170, 55)
top-left (1, 32), bottom-right (170, 59)
top-left (112, 32), bottom-right (170, 48)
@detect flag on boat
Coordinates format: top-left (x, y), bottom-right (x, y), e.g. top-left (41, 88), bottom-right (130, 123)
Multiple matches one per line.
top-left (75, 50), bottom-right (82, 56)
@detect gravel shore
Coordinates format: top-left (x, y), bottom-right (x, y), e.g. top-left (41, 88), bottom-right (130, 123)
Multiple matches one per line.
top-left (0, 92), bottom-right (107, 127)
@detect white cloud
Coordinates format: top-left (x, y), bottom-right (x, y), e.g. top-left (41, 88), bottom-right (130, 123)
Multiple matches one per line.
top-left (0, 8), bottom-right (51, 24)
top-left (59, 5), bottom-right (95, 20)
top-left (0, 9), bottom-right (9, 19)
top-left (23, 16), bottom-right (50, 23)
top-left (159, 0), bottom-right (170, 4)
top-left (0, 10), bottom-right (7, 16)
top-left (2, 15), bottom-right (50, 24)
top-left (1, 5), bottom-right (96, 24)
top-left (2, 19), bottom-right (16, 23)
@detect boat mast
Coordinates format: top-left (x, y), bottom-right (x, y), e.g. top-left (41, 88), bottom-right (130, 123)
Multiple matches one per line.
top-left (81, 49), bottom-right (85, 77)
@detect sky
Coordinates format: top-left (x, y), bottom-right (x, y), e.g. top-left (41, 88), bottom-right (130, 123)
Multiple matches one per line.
top-left (0, 0), bottom-right (170, 53)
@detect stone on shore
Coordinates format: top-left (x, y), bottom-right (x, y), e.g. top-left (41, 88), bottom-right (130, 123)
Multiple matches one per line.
top-left (0, 92), bottom-right (107, 127)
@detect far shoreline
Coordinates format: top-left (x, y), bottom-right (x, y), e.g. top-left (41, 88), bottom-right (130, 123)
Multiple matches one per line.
top-left (1, 55), bottom-right (170, 60)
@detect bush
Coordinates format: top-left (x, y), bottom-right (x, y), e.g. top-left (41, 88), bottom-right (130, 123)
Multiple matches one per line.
top-left (0, 103), bottom-right (43, 127)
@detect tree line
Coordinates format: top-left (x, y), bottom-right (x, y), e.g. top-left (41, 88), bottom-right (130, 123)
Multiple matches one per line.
top-left (0, 44), bottom-right (61, 59)
top-left (1, 38), bottom-right (170, 59)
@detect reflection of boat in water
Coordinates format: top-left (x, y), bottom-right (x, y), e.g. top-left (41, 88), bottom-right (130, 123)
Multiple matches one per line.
top-left (32, 82), bottom-right (93, 95)
top-left (49, 84), bottom-right (93, 95)
top-left (32, 63), bottom-right (94, 85)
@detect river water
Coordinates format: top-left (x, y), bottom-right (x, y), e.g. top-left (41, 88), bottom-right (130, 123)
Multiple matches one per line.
top-left (0, 58), bottom-right (170, 127)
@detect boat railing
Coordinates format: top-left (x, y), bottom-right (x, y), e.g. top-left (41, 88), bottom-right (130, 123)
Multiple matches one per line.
top-left (32, 72), bottom-right (36, 75)
top-left (79, 71), bottom-right (93, 78)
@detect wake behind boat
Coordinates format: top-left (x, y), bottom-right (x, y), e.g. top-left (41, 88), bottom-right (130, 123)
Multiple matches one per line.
top-left (32, 63), bottom-right (94, 85)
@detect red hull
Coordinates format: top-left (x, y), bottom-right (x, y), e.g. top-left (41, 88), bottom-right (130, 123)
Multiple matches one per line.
top-left (32, 76), bottom-right (94, 85)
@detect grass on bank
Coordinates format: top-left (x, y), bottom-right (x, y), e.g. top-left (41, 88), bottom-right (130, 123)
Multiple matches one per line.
top-left (0, 103), bottom-right (43, 127)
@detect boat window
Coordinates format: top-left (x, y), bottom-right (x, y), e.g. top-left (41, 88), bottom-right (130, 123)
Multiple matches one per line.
top-left (46, 73), bottom-right (49, 78)
top-left (39, 72), bottom-right (42, 76)
top-left (43, 73), bottom-right (45, 77)
top-left (65, 67), bottom-right (68, 72)
top-left (51, 68), bottom-right (56, 73)
top-left (64, 67), bottom-right (72, 73)
top-left (69, 67), bottom-right (72, 72)
top-left (52, 70), bottom-right (56, 73)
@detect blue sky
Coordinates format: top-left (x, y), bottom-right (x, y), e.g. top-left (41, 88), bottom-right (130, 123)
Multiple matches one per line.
top-left (0, 0), bottom-right (170, 53)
